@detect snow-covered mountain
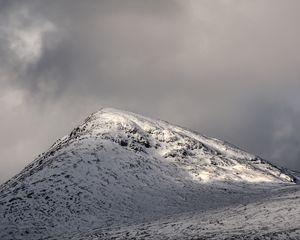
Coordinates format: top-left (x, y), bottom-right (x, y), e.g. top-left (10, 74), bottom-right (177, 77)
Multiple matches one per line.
top-left (0, 108), bottom-right (298, 240)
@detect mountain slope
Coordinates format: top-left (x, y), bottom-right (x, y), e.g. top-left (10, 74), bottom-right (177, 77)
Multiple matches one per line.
top-left (0, 108), bottom-right (296, 239)
top-left (79, 185), bottom-right (300, 240)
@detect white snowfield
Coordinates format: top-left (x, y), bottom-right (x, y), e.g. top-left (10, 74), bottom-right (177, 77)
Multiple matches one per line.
top-left (0, 108), bottom-right (298, 240)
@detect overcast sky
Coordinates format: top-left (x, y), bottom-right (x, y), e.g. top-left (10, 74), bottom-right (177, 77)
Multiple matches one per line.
top-left (1, 0), bottom-right (300, 183)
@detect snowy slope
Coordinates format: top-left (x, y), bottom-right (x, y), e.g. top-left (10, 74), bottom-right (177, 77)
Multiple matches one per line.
top-left (78, 185), bottom-right (300, 240)
top-left (0, 108), bottom-right (296, 240)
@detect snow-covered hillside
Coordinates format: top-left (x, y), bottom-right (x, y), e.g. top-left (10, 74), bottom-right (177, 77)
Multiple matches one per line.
top-left (0, 108), bottom-right (297, 240)
top-left (76, 185), bottom-right (300, 240)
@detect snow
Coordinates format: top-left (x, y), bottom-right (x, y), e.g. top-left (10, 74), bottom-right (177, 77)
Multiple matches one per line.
top-left (0, 108), bottom-right (298, 240)
top-left (78, 185), bottom-right (300, 240)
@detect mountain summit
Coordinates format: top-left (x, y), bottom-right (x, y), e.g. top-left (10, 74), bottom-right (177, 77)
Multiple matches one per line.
top-left (0, 108), bottom-right (296, 239)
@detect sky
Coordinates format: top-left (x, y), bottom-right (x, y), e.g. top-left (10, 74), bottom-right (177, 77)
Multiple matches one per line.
top-left (1, 0), bottom-right (300, 183)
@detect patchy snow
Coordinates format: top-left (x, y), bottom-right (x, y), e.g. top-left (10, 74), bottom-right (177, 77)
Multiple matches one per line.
top-left (79, 185), bottom-right (300, 240)
top-left (0, 108), bottom-right (297, 240)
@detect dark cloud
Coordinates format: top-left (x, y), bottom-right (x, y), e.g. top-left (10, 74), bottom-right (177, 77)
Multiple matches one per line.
top-left (1, 0), bottom-right (300, 182)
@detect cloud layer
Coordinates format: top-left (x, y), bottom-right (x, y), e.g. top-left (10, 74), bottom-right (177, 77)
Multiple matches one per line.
top-left (1, 0), bottom-right (300, 182)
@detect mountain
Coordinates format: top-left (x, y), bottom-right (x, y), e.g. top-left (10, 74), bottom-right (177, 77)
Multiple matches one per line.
top-left (0, 108), bottom-right (298, 240)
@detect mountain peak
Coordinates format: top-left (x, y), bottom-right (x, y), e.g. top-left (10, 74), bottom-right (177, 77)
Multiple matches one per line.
top-left (93, 107), bottom-right (136, 118)
top-left (88, 107), bottom-right (159, 127)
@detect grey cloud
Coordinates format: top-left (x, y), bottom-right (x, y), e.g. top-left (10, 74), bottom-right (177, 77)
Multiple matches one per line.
top-left (1, 0), bottom-right (300, 183)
